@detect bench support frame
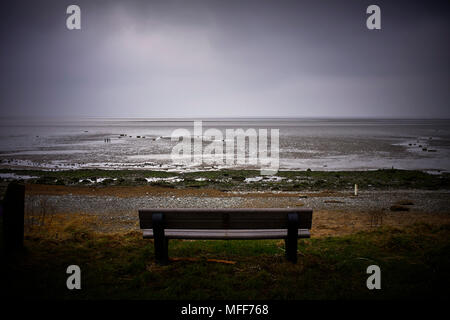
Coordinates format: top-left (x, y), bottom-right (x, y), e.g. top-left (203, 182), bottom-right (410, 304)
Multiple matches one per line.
top-left (148, 211), bottom-right (305, 265)
top-left (152, 213), bottom-right (169, 265)
top-left (285, 212), bottom-right (299, 263)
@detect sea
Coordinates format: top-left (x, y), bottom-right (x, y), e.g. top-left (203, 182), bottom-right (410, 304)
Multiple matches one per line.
top-left (0, 118), bottom-right (449, 173)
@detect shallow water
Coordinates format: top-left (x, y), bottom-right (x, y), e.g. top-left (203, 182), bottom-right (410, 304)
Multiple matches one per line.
top-left (1, 118), bottom-right (449, 172)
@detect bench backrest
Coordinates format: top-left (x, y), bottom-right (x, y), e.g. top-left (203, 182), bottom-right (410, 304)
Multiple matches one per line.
top-left (139, 208), bottom-right (313, 230)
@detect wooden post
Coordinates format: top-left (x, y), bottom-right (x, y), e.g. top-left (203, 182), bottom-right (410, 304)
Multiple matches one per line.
top-left (152, 213), bottom-right (168, 265)
top-left (2, 182), bottom-right (25, 253)
top-left (354, 184), bottom-right (358, 196)
top-left (285, 212), bottom-right (299, 263)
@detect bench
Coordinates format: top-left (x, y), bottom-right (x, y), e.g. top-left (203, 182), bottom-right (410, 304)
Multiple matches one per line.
top-left (138, 208), bottom-right (313, 264)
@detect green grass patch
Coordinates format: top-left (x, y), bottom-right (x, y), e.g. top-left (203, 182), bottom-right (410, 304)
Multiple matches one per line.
top-left (2, 223), bottom-right (449, 299)
top-left (1, 168), bottom-right (450, 191)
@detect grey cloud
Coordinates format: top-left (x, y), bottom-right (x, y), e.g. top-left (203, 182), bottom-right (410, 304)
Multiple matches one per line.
top-left (0, 0), bottom-right (449, 118)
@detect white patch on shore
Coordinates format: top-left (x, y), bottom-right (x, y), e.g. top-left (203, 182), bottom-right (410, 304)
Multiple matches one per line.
top-left (245, 176), bottom-right (263, 183)
top-left (0, 173), bottom-right (38, 180)
top-left (96, 178), bottom-right (117, 183)
top-left (78, 178), bottom-right (118, 183)
top-left (145, 176), bottom-right (184, 183)
top-left (244, 176), bottom-right (284, 183)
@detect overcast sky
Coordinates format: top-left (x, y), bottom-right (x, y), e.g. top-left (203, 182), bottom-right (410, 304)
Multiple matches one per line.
top-left (1, 0), bottom-right (449, 118)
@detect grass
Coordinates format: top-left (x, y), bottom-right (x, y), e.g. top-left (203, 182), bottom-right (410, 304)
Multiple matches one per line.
top-left (1, 168), bottom-right (450, 191)
top-left (2, 220), bottom-right (449, 300)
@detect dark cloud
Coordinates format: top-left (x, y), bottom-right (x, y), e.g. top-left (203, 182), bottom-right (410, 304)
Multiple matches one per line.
top-left (0, 0), bottom-right (449, 118)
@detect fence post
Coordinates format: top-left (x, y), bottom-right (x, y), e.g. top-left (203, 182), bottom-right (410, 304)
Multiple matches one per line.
top-left (2, 182), bottom-right (25, 254)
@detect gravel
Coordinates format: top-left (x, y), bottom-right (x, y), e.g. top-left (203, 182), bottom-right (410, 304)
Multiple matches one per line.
top-left (25, 189), bottom-right (450, 231)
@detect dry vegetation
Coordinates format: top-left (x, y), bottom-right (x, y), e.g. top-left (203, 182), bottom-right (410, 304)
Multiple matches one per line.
top-left (1, 170), bottom-right (449, 299)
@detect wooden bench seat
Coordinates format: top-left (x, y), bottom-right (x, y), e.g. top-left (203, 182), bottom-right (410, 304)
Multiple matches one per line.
top-left (139, 208), bottom-right (313, 264)
top-left (142, 229), bottom-right (311, 239)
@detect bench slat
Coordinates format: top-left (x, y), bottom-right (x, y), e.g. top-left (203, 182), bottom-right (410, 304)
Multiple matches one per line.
top-left (142, 229), bottom-right (311, 239)
top-left (139, 208), bottom-right (312, 230)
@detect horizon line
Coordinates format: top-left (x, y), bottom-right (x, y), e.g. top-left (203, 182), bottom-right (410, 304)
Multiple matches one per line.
top-left (1, 115), bottom-right (450, 121)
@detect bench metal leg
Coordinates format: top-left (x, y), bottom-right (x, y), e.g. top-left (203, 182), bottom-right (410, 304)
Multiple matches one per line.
top-left (152, 213), bottom-right (168, 265)
top-left (286, 213), bottom-right (299, 263)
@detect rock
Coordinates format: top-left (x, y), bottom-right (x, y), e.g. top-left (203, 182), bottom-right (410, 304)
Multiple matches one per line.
top-left (390, 205), bottom-right (409, 212)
